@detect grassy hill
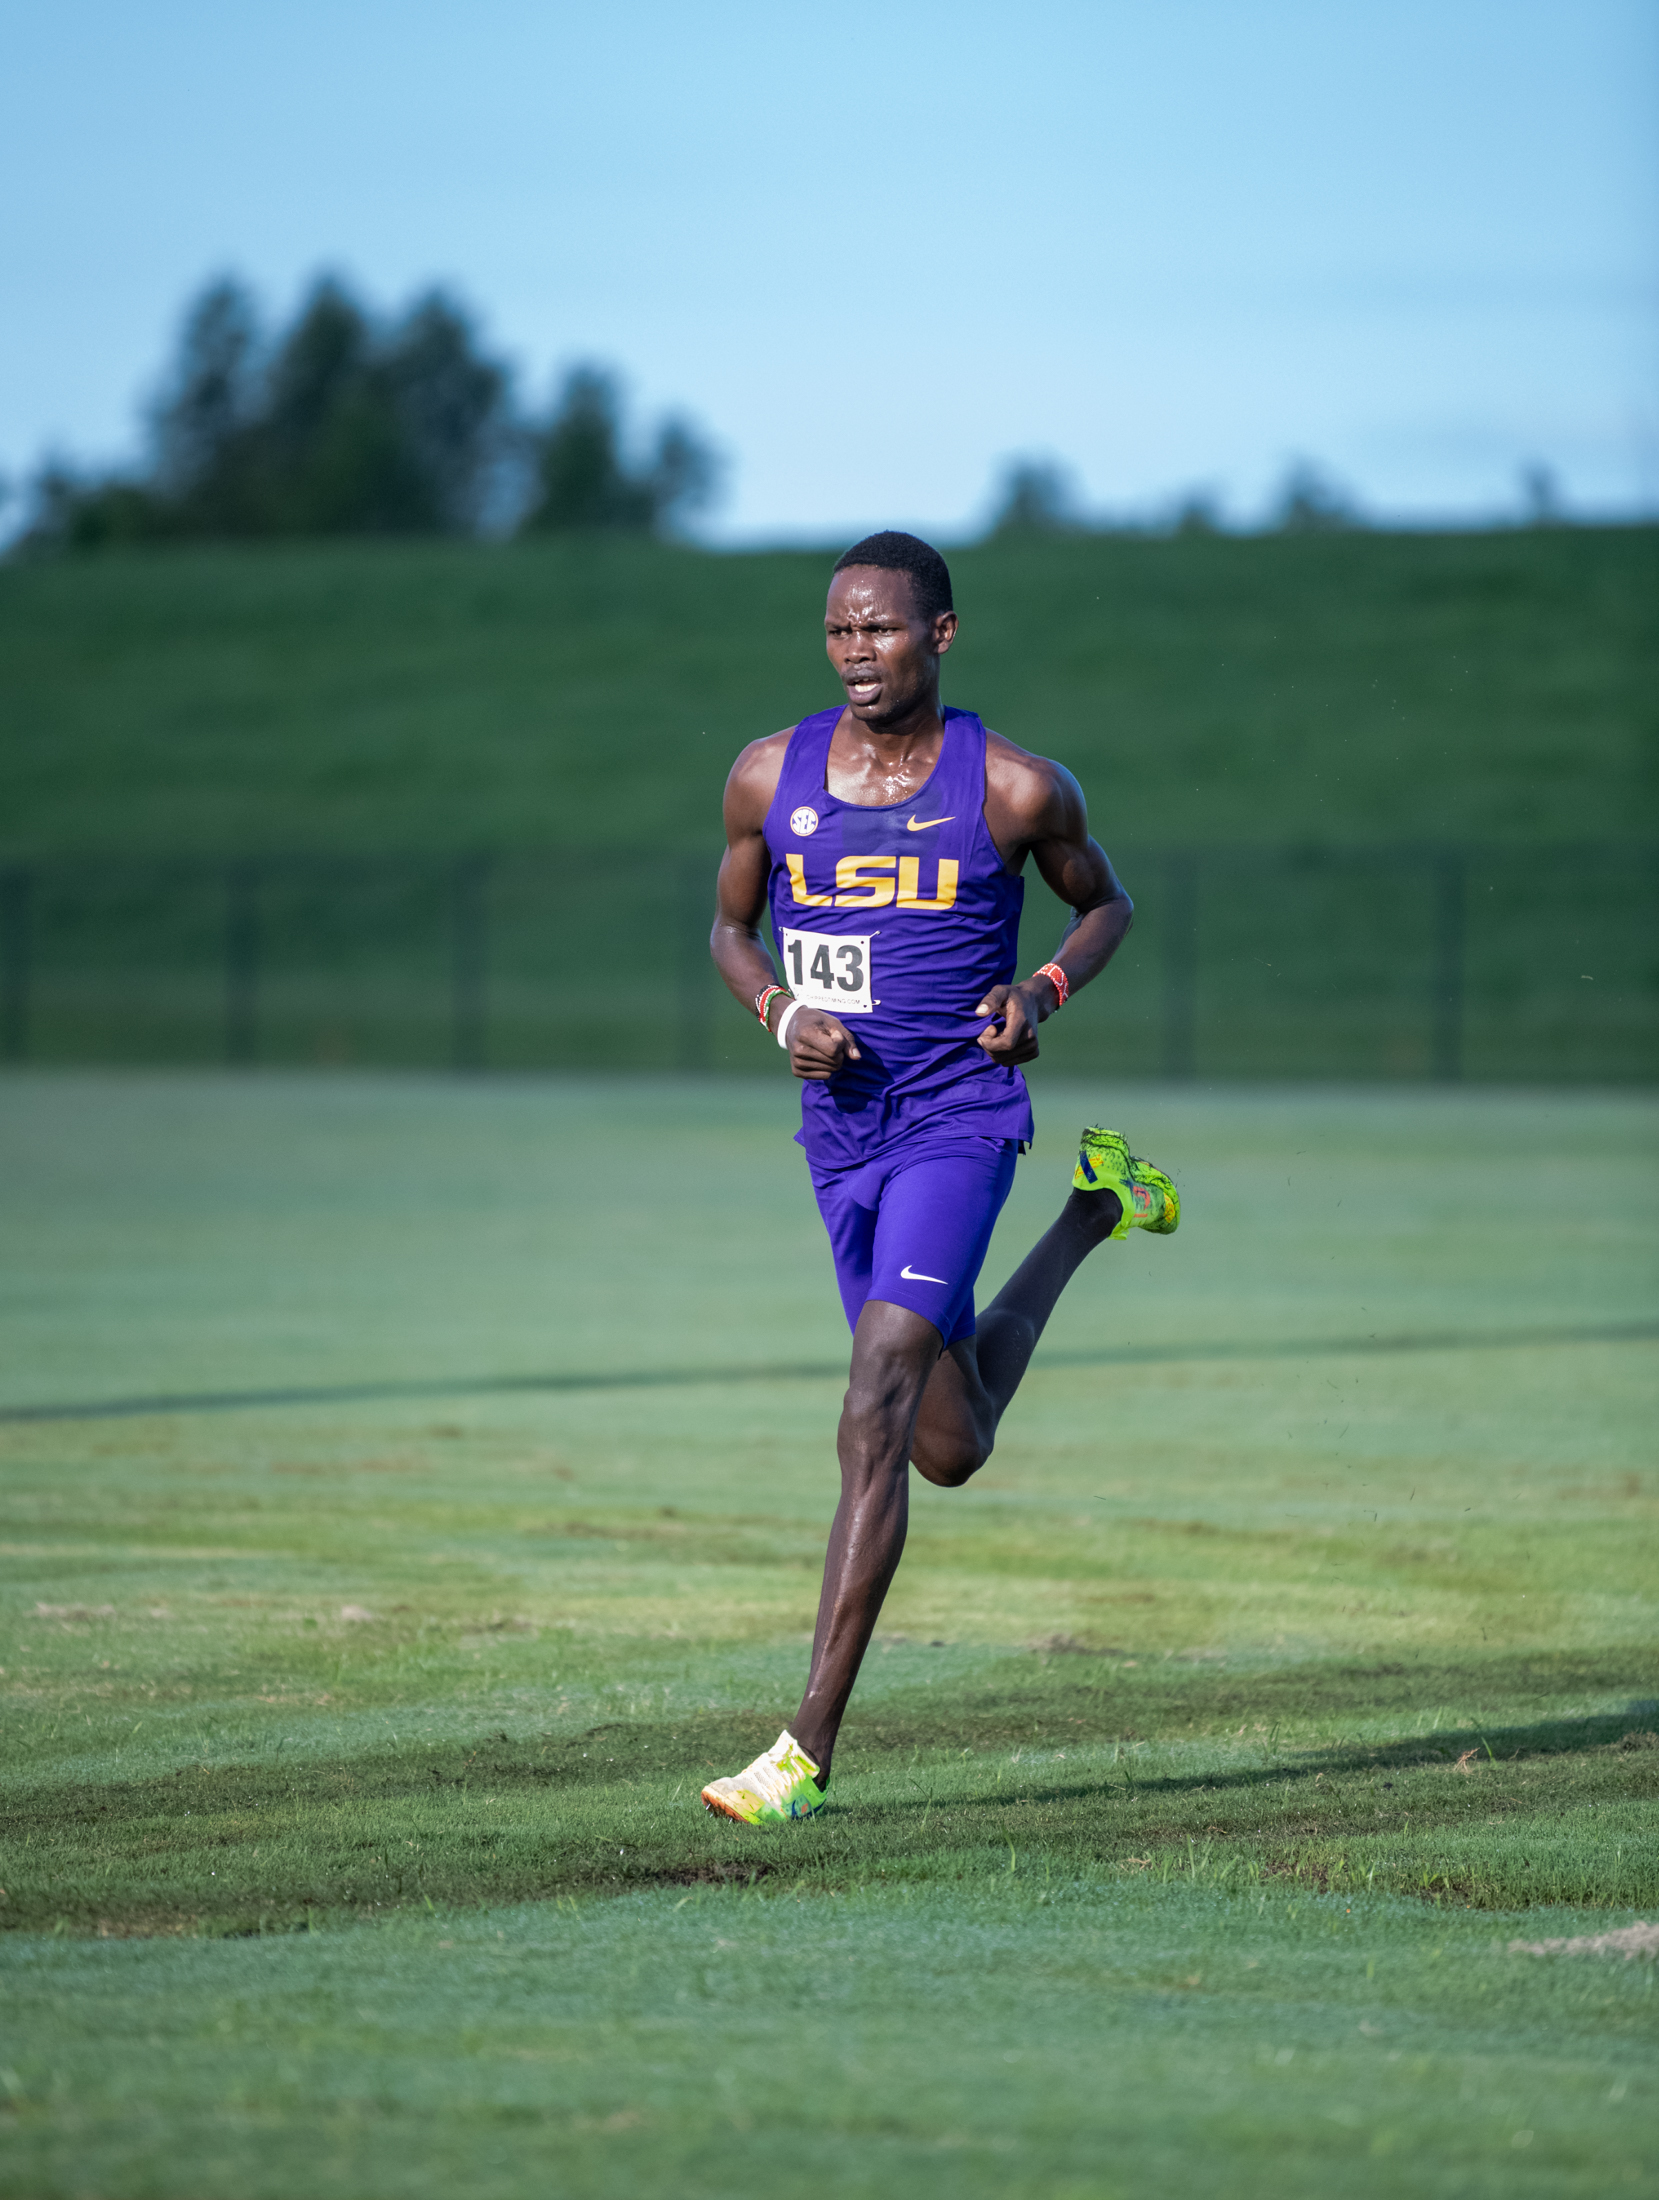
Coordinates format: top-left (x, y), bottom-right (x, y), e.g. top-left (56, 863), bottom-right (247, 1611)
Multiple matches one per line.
top-left (2, 526), bottom-right (1654, 857)
top-left (1, 528), bottom-right (1652, 1078)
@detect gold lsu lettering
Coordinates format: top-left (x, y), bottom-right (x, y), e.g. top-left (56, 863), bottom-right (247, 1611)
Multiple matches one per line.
top-left (786, 853), bottom-right (958, 912)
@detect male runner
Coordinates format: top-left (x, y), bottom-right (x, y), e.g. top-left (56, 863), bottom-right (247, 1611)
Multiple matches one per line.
top-left (702, 531), bottom-right (1178, 1823)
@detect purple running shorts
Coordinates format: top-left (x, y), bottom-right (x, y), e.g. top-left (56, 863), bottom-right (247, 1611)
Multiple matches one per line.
top-left (809, 1131), bottom-right (1019, 1347)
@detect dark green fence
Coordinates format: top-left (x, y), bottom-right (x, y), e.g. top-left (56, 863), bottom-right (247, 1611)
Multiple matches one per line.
top-left (0, 845), bottom-right (1653, 1082)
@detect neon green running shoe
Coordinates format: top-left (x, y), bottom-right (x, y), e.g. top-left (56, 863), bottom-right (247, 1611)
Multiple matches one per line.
top-left (1073, 1126), bottom-right (1180, 1239)
top-left (701, 1730), bottom-right (826, 1824)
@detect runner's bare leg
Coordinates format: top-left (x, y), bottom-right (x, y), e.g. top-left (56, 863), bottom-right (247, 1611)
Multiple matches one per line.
top-left (909, 1184), bottom-right (1123, 1483)
top-left (790, 1299), bottom-right (938, 1777)
top-left (790, 1185), bottom-right (1122, 1777)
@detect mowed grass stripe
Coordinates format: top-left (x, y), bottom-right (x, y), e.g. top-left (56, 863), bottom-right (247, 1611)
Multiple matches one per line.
top-left (4, 1653), bottom-right (1656, 1935)
top-left (3, 1879), bottom-right (1653, 2200)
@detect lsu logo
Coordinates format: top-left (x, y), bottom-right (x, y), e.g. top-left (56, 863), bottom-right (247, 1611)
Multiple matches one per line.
top-left (786, 854), bottom-right (958, 912)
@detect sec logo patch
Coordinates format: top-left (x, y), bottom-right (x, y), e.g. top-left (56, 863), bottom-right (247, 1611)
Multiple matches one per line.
top-left (790, 806), bottom-right (820, 837)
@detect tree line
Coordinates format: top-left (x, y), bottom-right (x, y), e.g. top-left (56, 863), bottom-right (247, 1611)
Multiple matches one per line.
top-left (983, 453), bottom-right (1572, 538)
top-left (20, 276), bottom-right (721, 550)
top-left (985, 454), bottom-right (1367, 538)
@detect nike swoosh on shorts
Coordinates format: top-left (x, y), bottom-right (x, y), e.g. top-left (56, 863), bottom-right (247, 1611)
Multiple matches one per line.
top-left (900, 1264), bottom-right (949, 1284)
top-left (905, 815), bottom-right (955, 831)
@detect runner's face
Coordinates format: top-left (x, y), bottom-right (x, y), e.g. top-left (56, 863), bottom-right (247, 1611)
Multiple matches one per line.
top-left (824, 568), bottom-right (956, 728)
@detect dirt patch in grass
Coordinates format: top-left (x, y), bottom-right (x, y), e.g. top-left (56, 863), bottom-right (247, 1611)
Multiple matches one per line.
top-left (1509, 1920), bottom-right (1659, 1959)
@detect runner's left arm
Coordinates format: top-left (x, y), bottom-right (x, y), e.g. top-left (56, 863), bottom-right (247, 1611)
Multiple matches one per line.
top-left (975, 756), bottom-right (1132, 1065)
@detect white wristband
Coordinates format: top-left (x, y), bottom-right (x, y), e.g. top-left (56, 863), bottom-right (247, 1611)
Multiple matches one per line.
top-left (775, 998), bottom-right (806, 1050)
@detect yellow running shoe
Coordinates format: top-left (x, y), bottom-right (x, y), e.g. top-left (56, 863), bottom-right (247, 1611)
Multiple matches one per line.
top-left (701, 1730), bottom-right (826, 1823)
top-left (1073, 1126), bottom-right (1180, 1240)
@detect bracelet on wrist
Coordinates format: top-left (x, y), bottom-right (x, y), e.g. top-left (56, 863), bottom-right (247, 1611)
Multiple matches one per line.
top-left (755, 983), bottom-right (790, 1030)
top-left (1034, 961), bottom-right (1070, 1009)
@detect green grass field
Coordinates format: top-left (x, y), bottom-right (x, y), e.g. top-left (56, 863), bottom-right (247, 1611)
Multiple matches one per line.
top-left (1, 1069), bottom-right (1656, 2195)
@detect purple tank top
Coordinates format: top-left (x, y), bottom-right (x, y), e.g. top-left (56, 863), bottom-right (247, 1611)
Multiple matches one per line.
top-left (764, 706), bottom-right (1034, 1169)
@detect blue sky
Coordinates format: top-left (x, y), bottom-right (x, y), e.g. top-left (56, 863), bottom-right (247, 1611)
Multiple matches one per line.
top-left (3, 0), bottom-right (1654, 540)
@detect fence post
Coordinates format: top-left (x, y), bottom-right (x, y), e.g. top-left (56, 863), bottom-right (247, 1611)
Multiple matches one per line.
top-left (1430, 848), bottom-right (1466, 1082)
top-left (1161, 849), bottom-right (1199, 1079)
top-left (678, 853), bottom-right (713, 1072)
top-left (451, 855), bottom-right (490, 1071)
top-left (0, 867), bottom-right (31, 1063)
top-left (225, 862), bottom-right (260, 1065)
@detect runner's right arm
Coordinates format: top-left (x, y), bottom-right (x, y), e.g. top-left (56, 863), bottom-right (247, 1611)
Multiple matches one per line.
top-left (711, 737), bottom-right (862, 1081)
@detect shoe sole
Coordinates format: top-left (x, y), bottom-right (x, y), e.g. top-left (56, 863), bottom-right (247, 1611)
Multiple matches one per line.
top-left (1133, 1167), bottom-right (1180, 1234)
top-left (701, 1786), bottom-right (824, 1824)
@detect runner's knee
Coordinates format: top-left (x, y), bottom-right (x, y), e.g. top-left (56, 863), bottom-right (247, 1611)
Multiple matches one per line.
top-left (837, 1372), bottom-right (924, 1481)
top-left (839, 1386), bottom-right (917, 1473)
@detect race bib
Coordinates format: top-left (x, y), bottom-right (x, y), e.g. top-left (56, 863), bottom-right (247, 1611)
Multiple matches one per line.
top-left (780, 927), bottom-right (874, 1015)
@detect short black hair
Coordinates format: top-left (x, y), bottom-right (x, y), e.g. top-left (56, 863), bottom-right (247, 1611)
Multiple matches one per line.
top-left (831, 531), bottom-right (953, 625)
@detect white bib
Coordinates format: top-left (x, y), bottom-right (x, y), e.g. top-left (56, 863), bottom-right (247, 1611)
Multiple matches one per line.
top-left (779, 927), bottom-right (874, 1015)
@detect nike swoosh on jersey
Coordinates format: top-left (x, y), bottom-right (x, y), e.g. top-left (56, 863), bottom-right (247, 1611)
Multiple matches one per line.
top-left (905, 814), bottom-right (955, 831)
top-left (899, 1264), bottom-right (950, 1284)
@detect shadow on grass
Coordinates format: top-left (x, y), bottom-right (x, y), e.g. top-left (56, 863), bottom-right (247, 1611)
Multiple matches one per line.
top-left (865, 1695), bottom-right (1659, 1800)
top-left (2, 1646), bottom-right (1654, 1935)
top-left (5, 1318), bottom-right (1654, 1424)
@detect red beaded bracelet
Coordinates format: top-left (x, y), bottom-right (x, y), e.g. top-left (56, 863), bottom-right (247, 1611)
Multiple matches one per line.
top-left (755, 983), bottom-right (789, 1029)
top-left (1034, 961), bottom-right (1070, 1008)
